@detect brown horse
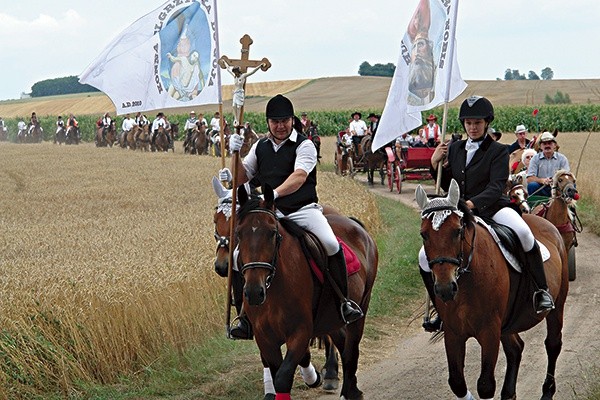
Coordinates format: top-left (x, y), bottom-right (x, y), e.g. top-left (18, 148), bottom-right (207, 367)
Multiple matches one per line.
top-left (416, 180), bottom-right (568, 400)
top-left (135, 124), bottom-right (150, 151)
top-left (153, 126), bottom-right (170, 152)
top-left (65, 126), bottom-right (80, 145)
top-left (505, 172), bottom-right (530, 213)
top-left (240, 123), bottom-right (259, 158)
top-left (532, 170), bottom-right (580, 281)
top-left (360, 135), bottom-right (387, 185)
top-left (96, 121), bottom-right (116, 147)
top-left (187, 125), bottom-right (208, 155)
top-left (235, 184), bottom-right (377, 400)
top-left (54, 126), bottom-right (66, 145)
top-left (334, 132), bottom-right (354, 177)
top-left (30, 123), bottom-right (44, 143)
top-left (211, 178), bottom-right (342, 395)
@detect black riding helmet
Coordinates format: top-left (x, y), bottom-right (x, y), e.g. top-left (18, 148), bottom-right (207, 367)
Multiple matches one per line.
top-left (458, 96), bottom-right (494, 130)
top-left (266, 94), bottom-right (294, 120)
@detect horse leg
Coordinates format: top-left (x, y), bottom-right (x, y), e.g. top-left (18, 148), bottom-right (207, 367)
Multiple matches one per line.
top-left (475, 330), bottom-right (501, 400)
top-left (259, 354), bottom-right (276, 400)
top-left (379, 164), bottom-right (385, 185)
top-left (321, 335), bottom-right (339, 391)
top-left (541, 309), bottom-right (564, 399)
top-left (298, 346), bottom-right (322, 388)
top-left (271, 336), bottom-right (311, 398)
top-left (335, 323), bottom-right (364, 400)
top-left (444, 333), bottom-right (471, 399)
top-left (499, 333), bottom-right (524, 400)
top-left (367, 168), bottom-right (374, 185)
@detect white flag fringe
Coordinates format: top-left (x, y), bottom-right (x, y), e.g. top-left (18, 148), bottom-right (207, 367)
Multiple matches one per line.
top-left (373, 0), bottom-right (467, 151)
top-left (80, 0), bottom-right (221, 115)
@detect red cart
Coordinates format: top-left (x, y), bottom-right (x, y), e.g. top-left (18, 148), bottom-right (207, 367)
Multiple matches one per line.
top-left (385, 143), bottom-right (435, 194)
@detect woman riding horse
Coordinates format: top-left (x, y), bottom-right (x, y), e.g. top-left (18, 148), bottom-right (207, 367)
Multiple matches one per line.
top-left (424, 95), bottom-right (554, 332)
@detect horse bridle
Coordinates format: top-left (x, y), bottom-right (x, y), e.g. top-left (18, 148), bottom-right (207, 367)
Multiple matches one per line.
top-left (238, 208), bottom-right (283, 289)
top-left (425, 206), bottom-right (476, 279)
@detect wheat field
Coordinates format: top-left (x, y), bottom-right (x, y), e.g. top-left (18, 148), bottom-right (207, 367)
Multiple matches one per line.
top-left (0, 141), bottom-right (379, 396)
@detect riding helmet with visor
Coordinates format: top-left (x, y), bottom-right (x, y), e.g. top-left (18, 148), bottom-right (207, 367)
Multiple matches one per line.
top-left (266, 94), bottom-right (294, 120)
top-left (458, 96), bottom-right (494, 128)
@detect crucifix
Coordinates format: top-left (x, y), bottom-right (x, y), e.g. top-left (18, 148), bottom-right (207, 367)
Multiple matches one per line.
top-left (219, 34), bottom-right (271, 130)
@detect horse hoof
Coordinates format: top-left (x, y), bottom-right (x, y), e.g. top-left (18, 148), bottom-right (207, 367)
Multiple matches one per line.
top-left (263, 394), bottom-right (275, 400)
top-left (322, 378), bottom-right (339, 391)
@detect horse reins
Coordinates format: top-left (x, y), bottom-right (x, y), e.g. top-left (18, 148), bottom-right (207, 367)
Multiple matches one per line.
top-left (239, 209), bottom-right (282, 289)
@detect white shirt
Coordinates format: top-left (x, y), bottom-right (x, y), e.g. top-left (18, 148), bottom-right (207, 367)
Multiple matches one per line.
top-left (122, 118), bottom-right (135, 132)
top-left (18, 121), bottom-right (26, 130)
top-left (349, 119), bottom-right (368, 136)
top-left (152, 117), bottom-right (166, 131)
top-left (210, 117), bottom-right (220, 131)
top-left (184, 117), bottom-right (197, 130)
top-left (242, 130), bottom-right (317, 180)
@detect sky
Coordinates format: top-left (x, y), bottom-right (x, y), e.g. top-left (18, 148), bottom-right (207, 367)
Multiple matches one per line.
top-left (0, 0), bottom-right (599, 101)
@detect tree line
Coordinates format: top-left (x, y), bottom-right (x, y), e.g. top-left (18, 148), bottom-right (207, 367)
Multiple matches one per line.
top-left (503, 67), bottom-right (554, 81)
top-left (30, 76), bottom-right (99, 97)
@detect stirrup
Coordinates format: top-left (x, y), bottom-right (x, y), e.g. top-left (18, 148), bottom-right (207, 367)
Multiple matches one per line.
top-left (422, 316), bottom-right (442, 333)
top-left (340, 299), bottom-right (364, 324)
top-left (228, 315), bottom-right (253, 340)
top-left (533, 289), bottom-right (555, 314)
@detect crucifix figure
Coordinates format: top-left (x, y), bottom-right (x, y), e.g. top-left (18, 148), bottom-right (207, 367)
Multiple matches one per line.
top-left (219, 34), bottom-right (271, 129)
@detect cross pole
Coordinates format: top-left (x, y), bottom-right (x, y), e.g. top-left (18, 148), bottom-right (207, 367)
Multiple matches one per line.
top-left (218, 34), bottom-right (270, 337)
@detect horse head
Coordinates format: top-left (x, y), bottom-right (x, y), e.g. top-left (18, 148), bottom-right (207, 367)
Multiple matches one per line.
top-left (236, 184), bottom-right (279, 306)
top-left (416, 180), bottom-right (474, 302)
top-left (552, 169), bottom-right (578, 204)
top-left (212, 177), bottom-right (234, 278)
top-left (506, 173), bottom-right (530, 213)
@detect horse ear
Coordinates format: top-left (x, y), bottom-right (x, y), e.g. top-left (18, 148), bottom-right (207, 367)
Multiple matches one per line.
top-left (415, 185), bottom-right (429, 210)
top-left (212, 176), bottom-right (230, 199)
top-left (448, 179), bottom-right (460, 207)
top-left (237, 184), bottom-right (249, 206)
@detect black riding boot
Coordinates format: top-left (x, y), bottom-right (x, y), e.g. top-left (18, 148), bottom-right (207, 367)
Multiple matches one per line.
top-left (420, 268), bottom-right (442, 332)
top-left (228, 270), bottom-right (253, 340)
top-left (525, 242), bottom-right (555, 313)
top-left (327, 246), bottom-right (364, 324)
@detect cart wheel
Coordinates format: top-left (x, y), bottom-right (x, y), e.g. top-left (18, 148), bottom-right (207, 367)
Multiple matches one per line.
top-left (387, 161), bottom-right (394, 191)
top-left (396, 164), bottom-right (403, 194)
top-left (568, 246), bottom-right (576, 281)
top-left (348, 157), bottom-right (355, 179)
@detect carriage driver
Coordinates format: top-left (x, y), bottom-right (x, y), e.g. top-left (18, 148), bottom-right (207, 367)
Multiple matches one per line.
top-left (219, 94), bottom-right (364, 339)
top-left (422, 95), bottom-right (555, 332)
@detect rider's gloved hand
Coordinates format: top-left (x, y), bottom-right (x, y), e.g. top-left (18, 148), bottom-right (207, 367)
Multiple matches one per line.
top-left (219, 168), bottom-right (232, 183)
top-left (229, 133), bottom-right (243, 153)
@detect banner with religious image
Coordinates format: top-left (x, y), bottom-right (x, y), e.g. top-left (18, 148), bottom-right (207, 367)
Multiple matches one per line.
top-left (80, 0), bottom-right (221, 115)
top-left (373, 0), bottom-right (467, 150)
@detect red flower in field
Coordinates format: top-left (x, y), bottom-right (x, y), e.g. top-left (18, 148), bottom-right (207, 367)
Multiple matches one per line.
top-left (532, 109), bottom-right (539, 116)
top-left (593, 115), bottom-right (598, 122)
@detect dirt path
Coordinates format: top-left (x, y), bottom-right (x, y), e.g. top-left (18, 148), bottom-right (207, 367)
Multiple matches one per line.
top-left (313, 178), bottom-right (600, 400)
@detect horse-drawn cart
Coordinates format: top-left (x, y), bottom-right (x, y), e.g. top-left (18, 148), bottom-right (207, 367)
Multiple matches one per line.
top-left (385, 143), bottom-right (435, 193)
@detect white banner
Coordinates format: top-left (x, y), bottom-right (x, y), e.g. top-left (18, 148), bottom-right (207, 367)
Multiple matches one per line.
top-left (80, 0), bottom-right (221, 115)
top-left (373, 0), bottom-right (467, 150)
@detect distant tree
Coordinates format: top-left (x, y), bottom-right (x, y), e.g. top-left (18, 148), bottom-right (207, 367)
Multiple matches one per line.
top-left (358, 61), bottom-right (395, 77)
top-left (30, 76), bottom-right (99, 97)
top-left (545, 90), bottom-right (571, 104)
top-left (504, 69), bottom-right (514, 80)
top-left (541, 67), bottom-right (554, 80)
top-left (512, 69), bottom-right (526, 80)
top-left (528, 71), bottom-right (540, 80)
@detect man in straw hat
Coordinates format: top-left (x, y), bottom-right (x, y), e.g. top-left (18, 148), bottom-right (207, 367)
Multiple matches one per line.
top-left (508, 124), bottom-right (531, 154)
top-left (526, 131), bottom-right (570, 197)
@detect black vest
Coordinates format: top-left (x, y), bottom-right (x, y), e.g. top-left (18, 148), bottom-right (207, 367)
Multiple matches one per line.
top-left (254, 136), bottom-right (318, 215)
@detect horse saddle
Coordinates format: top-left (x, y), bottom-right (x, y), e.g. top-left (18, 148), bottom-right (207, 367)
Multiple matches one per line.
top-left (279, 219), bottom-right (360, 284)
top-left (475, 216), bottom-right (550, 272)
